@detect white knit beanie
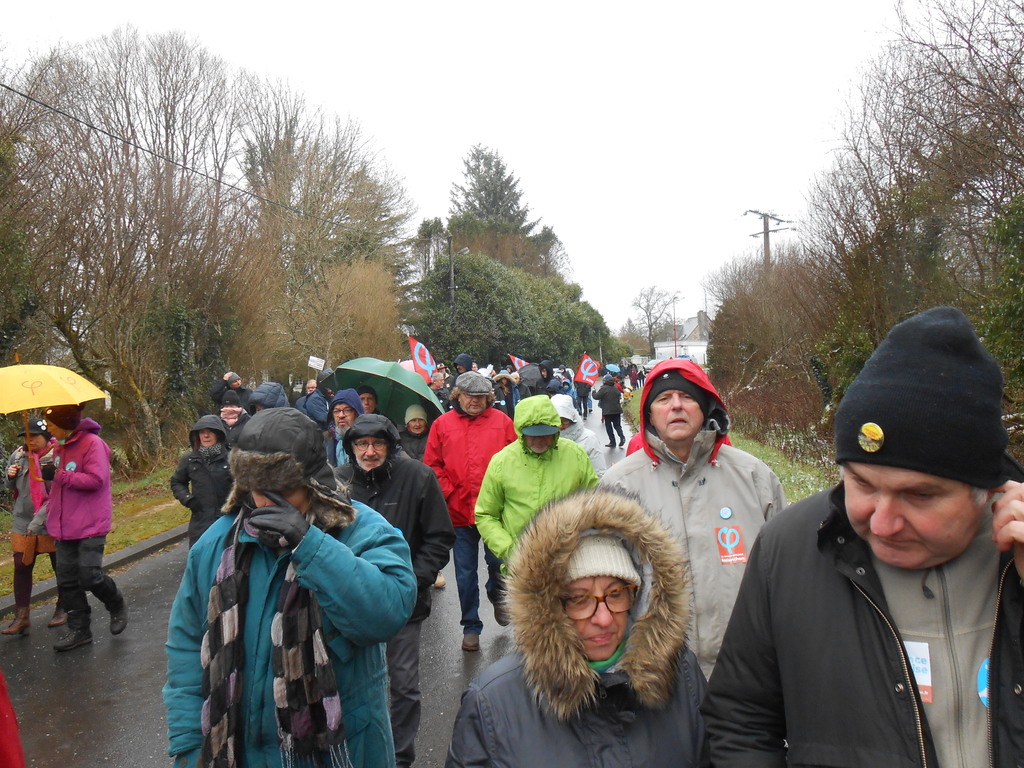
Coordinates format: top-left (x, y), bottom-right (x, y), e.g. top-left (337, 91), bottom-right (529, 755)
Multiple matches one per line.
top-left (404, 404), bottom-right (428, 424)
top-left (565, 535), bottom-right (640, 585)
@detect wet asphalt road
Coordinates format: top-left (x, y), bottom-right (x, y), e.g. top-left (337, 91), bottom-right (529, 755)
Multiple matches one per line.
top-left (1, 407), bottom-right (633, 767)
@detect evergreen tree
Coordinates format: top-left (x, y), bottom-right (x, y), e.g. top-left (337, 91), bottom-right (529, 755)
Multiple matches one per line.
top-left (450, 145), bottom-right (535, 234)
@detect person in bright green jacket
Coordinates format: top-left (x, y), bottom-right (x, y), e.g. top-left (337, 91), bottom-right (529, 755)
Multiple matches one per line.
top-left (475, 395), bottom-right (599, 569)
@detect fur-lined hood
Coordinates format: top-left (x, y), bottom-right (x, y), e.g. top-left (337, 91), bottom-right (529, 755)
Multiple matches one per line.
top-left (507, 489), bottom-right (691, 721)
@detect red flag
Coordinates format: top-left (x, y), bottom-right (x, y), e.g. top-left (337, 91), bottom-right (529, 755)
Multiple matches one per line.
top-left (408, 336), bottom-right (437, 383)
top-left (574, 353), bottom-right (601, 385)
top-left (508, 354), bottom-right (531, 370)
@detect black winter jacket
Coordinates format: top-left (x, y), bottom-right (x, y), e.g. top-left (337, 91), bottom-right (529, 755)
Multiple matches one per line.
top-left (592, 381), bottom-right (622, 416)
top-left (170, 415), bottom-right (233, 546)
top-left (398, 429), bottom-right (429, 462)
top-left (337, 415), bottom-right (454, 622)
top-left (702, 485), bottom-right (1024, 767)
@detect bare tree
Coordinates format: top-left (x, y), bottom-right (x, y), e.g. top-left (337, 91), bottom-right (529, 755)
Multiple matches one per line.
top-left (0, 27), bottom-right (414, 468)
top-left (239, 79), bottom-right (413, 373)
top-left (631, 286), bottom-right (674, 356)
top-left (3, 29), bottom-right (267, 468)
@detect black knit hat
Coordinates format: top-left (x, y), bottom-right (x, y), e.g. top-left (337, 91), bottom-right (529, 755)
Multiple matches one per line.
top-left (644, 371), bottom-right (711, 423)
top-left (356, 385), bottom-right (378, 400)
top-left (835, 306), bottom-right (1007, 489)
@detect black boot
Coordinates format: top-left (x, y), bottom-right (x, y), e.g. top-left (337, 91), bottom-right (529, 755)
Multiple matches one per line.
top-left (109, 600), bottom-right (128, 635)
top-left (54, 627), bottom-right (92, 652)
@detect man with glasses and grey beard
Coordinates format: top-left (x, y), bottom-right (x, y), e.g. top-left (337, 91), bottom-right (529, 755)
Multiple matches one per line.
top-left (326, 388), bottom-right (363, 467)
top-left (337, 413), bottom-right (455, 768)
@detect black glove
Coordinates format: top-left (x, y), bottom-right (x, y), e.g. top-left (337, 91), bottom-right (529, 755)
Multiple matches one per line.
top-left (247, 492), bottom-right (311, 549)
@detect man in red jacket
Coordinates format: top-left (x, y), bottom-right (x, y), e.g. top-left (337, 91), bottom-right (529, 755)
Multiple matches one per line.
top-left (424, 372), bottom-right (516, 651)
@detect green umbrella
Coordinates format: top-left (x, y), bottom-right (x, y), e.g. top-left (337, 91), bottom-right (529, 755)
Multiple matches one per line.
top-left (329, 357), bottom-right (444, 425)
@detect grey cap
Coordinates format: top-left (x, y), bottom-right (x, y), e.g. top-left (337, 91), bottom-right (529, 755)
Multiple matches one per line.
top-left (455, 371), bottom-right (492, 396)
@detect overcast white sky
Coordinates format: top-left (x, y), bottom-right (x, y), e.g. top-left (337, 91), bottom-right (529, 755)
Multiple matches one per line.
top-left (1, 1), bottom-right (902, 332)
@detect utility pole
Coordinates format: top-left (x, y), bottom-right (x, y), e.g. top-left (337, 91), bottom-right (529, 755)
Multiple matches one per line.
top-left (672, 293), bottom-right (680, 358)
top-left (447, 238), bottom-right (469, 307)
top-left (744, 210), bottom-right (794, 267)
top-left (447, 236), bottom-right (455, 307)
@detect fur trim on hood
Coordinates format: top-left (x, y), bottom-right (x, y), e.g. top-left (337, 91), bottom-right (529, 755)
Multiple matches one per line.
top-left (223, 408), bottom-right (355, 530)
top-left (507, 489), bottom-right (691, 721)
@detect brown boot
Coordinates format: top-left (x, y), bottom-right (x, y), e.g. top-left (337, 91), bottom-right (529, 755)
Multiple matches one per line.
top-left (1, 607), bottom-right (30, 636)
top-left (47, 606), bottom-right (67, 628)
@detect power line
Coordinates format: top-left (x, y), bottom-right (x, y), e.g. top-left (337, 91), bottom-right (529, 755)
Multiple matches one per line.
top-left (0, 79), bottom-right (397, 239)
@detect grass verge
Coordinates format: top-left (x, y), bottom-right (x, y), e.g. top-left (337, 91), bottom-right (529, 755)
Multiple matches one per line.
top-left (0, 466), bottom-right (185, 597)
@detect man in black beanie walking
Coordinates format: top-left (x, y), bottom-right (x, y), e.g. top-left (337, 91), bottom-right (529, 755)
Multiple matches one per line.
top-left (703, 307), bottom-right (1024, 767)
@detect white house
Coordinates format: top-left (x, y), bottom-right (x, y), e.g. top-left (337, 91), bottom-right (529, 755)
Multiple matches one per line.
top-left (652, 310), bottom-right (711, 366)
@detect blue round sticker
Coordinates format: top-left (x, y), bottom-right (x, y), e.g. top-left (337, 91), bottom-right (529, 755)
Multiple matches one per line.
top-left (978, 658), bottom-right (990, 708)
top-left (719, 507), bottom-right (733, 520)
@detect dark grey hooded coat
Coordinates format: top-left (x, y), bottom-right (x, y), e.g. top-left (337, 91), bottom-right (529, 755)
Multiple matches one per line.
top-left (447, 489), bottom-right (707, 767)
top-left (169, 414), bottom-right (232, 546)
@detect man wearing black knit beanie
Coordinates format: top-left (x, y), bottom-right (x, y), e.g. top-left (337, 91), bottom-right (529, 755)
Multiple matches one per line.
top-left (704, 307), bottom-right (1024, 768)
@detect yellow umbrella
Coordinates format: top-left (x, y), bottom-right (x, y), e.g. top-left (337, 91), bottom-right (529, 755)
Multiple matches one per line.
top-left (0, 364), bottom-right (107, 415)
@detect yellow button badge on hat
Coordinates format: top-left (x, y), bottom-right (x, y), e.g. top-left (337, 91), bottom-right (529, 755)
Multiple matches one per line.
top-left (857, 422), bottom-right (884, 453)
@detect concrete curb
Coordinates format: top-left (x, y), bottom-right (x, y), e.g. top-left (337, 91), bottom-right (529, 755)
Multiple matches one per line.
top-left (0, 523), bottom-right (189, 618)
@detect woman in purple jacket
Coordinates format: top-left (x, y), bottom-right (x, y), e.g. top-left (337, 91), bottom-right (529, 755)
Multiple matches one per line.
top-left (42, 404), bottom-right (128, 653)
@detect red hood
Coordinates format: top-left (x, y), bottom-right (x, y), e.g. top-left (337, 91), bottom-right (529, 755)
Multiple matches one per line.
top-left (639, 359), bottom-right (731, 465)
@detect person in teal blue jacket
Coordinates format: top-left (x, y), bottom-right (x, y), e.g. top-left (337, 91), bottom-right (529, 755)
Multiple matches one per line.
top-left (163, 407), bottom-right (416, 768)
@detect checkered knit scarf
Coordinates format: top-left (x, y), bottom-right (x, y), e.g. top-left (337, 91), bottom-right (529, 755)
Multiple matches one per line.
top-left (200, 510), bottom-right (352, 768)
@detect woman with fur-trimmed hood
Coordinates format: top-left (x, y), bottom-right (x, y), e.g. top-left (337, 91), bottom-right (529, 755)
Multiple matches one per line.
top-left (164, 408), bottom-right (417, 768)
top-left (447, 489), bottom-right (707, 767)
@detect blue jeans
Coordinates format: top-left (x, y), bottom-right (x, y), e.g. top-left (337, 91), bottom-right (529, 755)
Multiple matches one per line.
top-left (453, 525), bottom-right (502, 635)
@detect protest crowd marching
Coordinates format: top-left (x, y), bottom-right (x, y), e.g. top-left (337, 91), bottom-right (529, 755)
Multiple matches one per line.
top-left (4, 308), bottom-right (1024, 768)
